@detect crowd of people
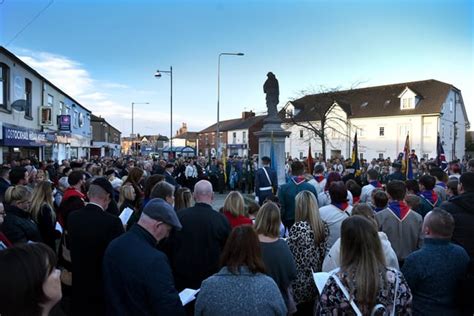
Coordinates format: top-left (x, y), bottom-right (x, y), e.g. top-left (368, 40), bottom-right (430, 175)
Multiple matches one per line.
top-left (0, 152), bottom-right (472, 316)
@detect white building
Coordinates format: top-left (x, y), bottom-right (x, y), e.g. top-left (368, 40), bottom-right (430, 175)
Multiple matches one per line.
top-left (282, 79), bottom-right (469, 161)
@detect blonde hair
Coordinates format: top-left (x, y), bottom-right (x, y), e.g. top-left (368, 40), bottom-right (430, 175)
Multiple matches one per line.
top-left (340, 216), bottom-right (387, 313)
top-left (254, 202), bottom-right (281, 238)
top-left (30, 181), bottom-right (55, 224)
top-left (223, 191), bottom-right (245, 217)
top-left (4, 186), bottom-right (32, 208)
top-left (118, 184), bottom-right (136, 209)
top-left (295, 190), bottom-right (326, 245)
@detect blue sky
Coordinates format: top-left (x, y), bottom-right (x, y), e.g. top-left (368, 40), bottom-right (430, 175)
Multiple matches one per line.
top-left (1, 0), bottom-right (473, 137)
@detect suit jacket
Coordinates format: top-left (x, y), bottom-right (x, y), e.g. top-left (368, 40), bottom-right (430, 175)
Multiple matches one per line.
top-left (164, 202), bottom-right (231, 290)
top-left (68, 203), bottom-right (124, 316)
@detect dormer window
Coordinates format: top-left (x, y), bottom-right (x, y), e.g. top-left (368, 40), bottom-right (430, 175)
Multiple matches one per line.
top-left (398, 87), bottom-right (420, 110)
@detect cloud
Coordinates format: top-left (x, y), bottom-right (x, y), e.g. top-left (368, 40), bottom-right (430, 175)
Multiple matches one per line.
top-left (14, 48), bottom-right (214, 135)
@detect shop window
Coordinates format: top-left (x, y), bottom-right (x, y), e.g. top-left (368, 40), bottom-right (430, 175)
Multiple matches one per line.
top-left (59, 101), bottom-right (64, 114)
top-left (0, 63), bottom-right (10, 109)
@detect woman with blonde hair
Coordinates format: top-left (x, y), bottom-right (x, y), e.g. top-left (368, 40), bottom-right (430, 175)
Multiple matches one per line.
top-left (287, 190), bottom-right (328, 315)
top-left (222, 191), bottom-right (252, 228)
top-left (255, 201), bottom-right (297, 313)
top-left (30, 181), bottom-right (58, 250)
top-left (122, 167), bottom-right (144, 209)
top-left (2, 185), bottom-right (41, 244)
top-left (318, 215), bottom-right (412, 315)
top-left (118, 184), bottom-right (139, 230)
top-left (322, 203), bottom-right (399, 272)
top-left (174, 187), bottom-right (193, 211)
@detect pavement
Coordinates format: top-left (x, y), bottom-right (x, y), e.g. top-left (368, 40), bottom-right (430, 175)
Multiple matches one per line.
top-left (211, 192), bottom-right (255, 211)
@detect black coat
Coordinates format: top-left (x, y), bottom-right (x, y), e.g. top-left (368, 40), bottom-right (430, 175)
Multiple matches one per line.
top-left (67, 203), bottom-right (124, 316)
top-left (2, 205), bottom-right (42, 244)
top-left (103, 225), bottom-right (185, 316)
top-left (164, 202), bottom-right (231, 290)
top-left (0, 178), bottom-right (11, 202)
top-left (440, 192), bottom-right (474, 262)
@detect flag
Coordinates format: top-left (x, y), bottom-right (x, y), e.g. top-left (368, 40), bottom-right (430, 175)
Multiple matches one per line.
top-left (222, 154), bottom-right (227, 183)
top-left (402, 133), bottom-right (413, 180)
top-left (270, 131), bottom-right (276, 172)
top-left (351, 132), bottom-right (360, 171)
top-left (307, 143), bottom-right (314, 175)
top-left (436, 133), bottom-right (447, 169)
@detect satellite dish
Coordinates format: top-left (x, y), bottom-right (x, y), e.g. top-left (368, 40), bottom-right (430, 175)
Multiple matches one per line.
top-left (11, 99), bottom-right (27, 112)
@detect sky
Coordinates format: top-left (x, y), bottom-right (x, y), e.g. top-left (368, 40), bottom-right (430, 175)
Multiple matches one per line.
top-left (0, 0), bottom-right (473, 138)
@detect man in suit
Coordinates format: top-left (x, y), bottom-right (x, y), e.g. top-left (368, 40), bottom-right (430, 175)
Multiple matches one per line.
top-left (164, 180), bottom-right (231, 291)
top-left (0, 167), bottom-right (11, 202)
top-left (68, 177), bottom-right (124, 316)
top-left (164, 163), bottom-right (179, 188)
top-left (255, 156), bottom-right (278, 205)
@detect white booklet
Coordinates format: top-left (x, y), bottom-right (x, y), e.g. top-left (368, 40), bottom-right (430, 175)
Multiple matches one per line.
top-left (179, 288), bottom-right (200, 306)
top-left (119, 207), bottom-right (134, 225)
top-left (55, 222), bottom-right (63, 234)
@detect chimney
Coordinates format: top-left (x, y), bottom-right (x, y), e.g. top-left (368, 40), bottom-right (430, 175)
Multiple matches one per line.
top-left (242, 111), bottom-right (255, 119)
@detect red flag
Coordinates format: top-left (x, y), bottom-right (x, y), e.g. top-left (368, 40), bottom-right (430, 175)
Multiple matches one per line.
top-left (307, 143), bottom-right (314, 174)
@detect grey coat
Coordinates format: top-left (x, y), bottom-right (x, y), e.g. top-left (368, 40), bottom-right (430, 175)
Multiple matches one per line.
top-left (195, 267), bottom-right (287, 316)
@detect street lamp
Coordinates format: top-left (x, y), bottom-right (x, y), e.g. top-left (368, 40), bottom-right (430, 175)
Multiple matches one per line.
top-left (155, 67), bottom-right (173, 159)
top-left (131, 102), bottom-right (149, 137)
top-left (217, 52), bottom-right (244, 159)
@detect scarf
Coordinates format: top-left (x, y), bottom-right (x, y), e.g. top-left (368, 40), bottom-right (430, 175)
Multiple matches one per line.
top-left (292, 176), bottom-right (306, 185)
top-left (373, 206), bottom-right (385, 213)
top-left (314, 175), bottom-right (325, 183)
top-left (369, 180), bottom-right (382, 188)
top-left (419, 190), bottom-right (438, 206)
top-left (436, 182), bottom-right (447, 189)
top-left (388, 200), bottom-right (410, 220)
top-left (332, 201), bottom-right (349, 212)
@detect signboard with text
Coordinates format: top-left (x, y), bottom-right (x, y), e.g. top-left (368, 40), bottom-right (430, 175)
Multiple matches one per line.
top-left (58, 115), bottom-right (71, 132)
top-left (2, 124), bottom-right (47, 147)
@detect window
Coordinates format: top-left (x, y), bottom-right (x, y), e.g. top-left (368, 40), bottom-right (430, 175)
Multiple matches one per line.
top-left (299, 152), bottom-right (303, 159)
top-left (379, 153), bottom-right (384, 159)
top-left (78, 112), bottom-right (84, 127)
top-left (359, 128), bottom-right (364, 137)
top-left (24, 78), bottom-right (32, 117)
top-left (299, 129), bottom-right (303, 138)
top-left (450, 100), bottom-right (453, 112)
top-left (0, 63), bottom-right (9, 109)
top-left (73, 110), bottom-right (79, 127)
top-left (243, 131), bottom-right (247, 144)
top-left (379, 127), bottom-right (385, 136)
top-left (59, 101), bottom-right (64, 114)
top-left (232, 132), bottom-right (237, 144)
top-left (402, 98), bottom-right (412, 109)
top-left (47, 94), bottom-right (54, 106)
top-left (65, 105), bottom-right (70, 115)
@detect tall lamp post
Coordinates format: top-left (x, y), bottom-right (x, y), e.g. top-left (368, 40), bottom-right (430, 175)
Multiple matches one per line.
top-left (155, 67), bottom-right (173, 158)
top-left (217, 52), bottom-right (244, 159)
top-left (131, 102), bottom-right (149, 137)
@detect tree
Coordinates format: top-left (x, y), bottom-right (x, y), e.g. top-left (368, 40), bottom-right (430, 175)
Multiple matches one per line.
top-left (284, 84), bottom-right (360, 160)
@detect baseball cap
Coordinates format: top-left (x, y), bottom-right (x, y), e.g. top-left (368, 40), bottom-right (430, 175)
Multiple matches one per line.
top-left (143, 198), bottom-right (182, 230)
top-left (91, 177), bottom-right (115, 199)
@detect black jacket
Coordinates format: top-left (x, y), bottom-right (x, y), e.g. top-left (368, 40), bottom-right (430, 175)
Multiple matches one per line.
top-left (103, 225), bottom-right (185, 316)
top-left (0, 178), bottom-right (11, 202)
top-left (440, 192), bottom-right (474, 261)
top-left (164, 202), bottom-right (231, 290)
top-left (68, 203), bottom-right (124, 316)
top-left (2, 205), bottom-right (42, 244)
top-left (36, 204), bottom-right (57, 251)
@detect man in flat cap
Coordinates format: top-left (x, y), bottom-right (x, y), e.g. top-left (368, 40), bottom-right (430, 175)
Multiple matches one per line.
top-left (103, 198), bottom-right (185, 316)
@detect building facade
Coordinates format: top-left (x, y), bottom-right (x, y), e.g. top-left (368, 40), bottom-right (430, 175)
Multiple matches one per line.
top-left (91, 114), bottom-right (121, 157)
top-left (282, 79), bottom-right (469, 161)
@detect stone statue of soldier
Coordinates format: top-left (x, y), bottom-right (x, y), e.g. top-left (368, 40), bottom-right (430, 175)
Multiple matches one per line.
top-left (263, 72), bottom-right (279, 120)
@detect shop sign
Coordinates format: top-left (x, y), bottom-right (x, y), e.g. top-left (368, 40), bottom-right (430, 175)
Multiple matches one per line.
top-left (2, 124), bottom-right (47, 147)
top-left (58, 115), bottom-right (71, 131)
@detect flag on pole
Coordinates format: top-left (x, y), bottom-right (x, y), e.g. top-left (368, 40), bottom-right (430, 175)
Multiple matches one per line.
top-left (222, 154), bottom-right (227, 183)
top-left (402, 133), bottom-right (413, 179)
top-left (436, 133), bottom-right (447, 169)
top-left (307, 142), bottom-right (314, 175)
top-left (270, 131), bottom-right (276, 172)
top-left (351, 132), bottom-right (360, 172)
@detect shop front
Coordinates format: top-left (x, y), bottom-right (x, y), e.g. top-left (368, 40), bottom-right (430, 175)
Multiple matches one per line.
top-left (0, 123), bottom-right (46, 164)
